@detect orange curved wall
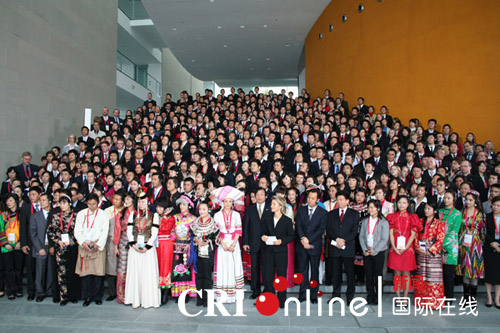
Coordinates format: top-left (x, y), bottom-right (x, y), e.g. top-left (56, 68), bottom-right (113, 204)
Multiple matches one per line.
top-left (306, 0), bottom-right (500, 148)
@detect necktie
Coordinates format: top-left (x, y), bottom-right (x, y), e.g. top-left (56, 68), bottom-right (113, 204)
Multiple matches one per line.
top-left (340, 209), bottom-right (345, 222)
top-left (309, 208), bottom-right (313, 220)
top-left (335, 165), bottom-right (339, 173)
top-left (35, 204), bottom-right (39, 212)
top-left (437, 197), bottom-right (442, 206)
top-left (258, 205), bottom-right (263, 219)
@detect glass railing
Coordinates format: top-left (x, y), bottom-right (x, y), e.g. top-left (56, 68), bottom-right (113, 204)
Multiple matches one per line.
top-left (116, 50), bottom-right (161, 96)
top-left (118, 0), bottom-right (150, 20)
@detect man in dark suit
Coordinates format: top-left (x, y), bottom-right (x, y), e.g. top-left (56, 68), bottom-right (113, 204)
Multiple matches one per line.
top-left (29, 192), bottom-right (53, 302)
top-left (246, 159), bottom-right (262, 191)
top-left (20, 186), bottom-right (42, 300)
top-left (243, 188), bottom-right (271, 298)
top-left (143, 92), bottom-right (157, 107)
top-left (78, 126), bottom-right (95, 149)
top-left (15, 152), bottom-right (39, 188)
top-left (326, 191), bottom-right (360, 304)
top-left (295, 189), bottom-right (327, 303)
top-left (261, 198), bottom-right (295, 308)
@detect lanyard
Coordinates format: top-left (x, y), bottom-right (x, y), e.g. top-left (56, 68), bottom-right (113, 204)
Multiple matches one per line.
top-left (440, 208), bottom-right (454, 224)
top-left (465, 208), bottom-right (477, 234)
top-left (368, 217), bottom-right (379, 235)
top-left (423, 218), bottom-right (434, 238)
top-left (23, 164), bottom-right (31, 179)
top-left (86, 209), bottom-right (99, 229)
top-left (495, 216), bottom-right (500, 238)
top-left (60, 212), bottom-right (74, 232)
top-left (7, 212), bottom-right (18, 230)
top-left (222, 210), bottom-right (233, 232)
top-left (397, 212), bottom-right (409, 236)
top-left (138, 211), bottom-right (148, 233)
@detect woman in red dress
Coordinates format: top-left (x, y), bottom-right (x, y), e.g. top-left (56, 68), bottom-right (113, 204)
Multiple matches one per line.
top-left (387, 195), bottom-right (420, 301)
top-left (155, 199), bottom-right (175, 305)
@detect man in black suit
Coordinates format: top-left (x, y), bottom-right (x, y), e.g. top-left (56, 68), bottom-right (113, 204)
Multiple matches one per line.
top-left (111, 109), bottom-right (123, 128)
top-left (261, 197), bottom-right (295, 308)
top-left (357, 97), bottom-right (369, 115)
top-left (326, 191), bottom-right (360, 304)
top-left (20, 186), bottom-right (43, 300)
top-left (246, 159), bottom-right (262, 191)
top-left (243, 188), bottom-right (271, 298)
top-left (15, 152), bottom-right (39, 188)
top-left (78, 126), bottom-right (95, 149)
top-left (295, 189), bottom-right (327, 303)
top-left (143, 92), bottom-right (157, 107)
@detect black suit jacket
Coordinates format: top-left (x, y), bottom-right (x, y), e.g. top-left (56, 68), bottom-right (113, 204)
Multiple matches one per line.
top-left (326, 208), bottom-right (360, 258)
top-left (261, 214), bottom-right (295, 253)
top-left (295, 206), bottom-right (328, 256)
top-left (15, 164), bottom-right (39, 184)
top-left (20, 202), bottom-right (36, 247)
top-left (243, 203), bottom-right (271, 252)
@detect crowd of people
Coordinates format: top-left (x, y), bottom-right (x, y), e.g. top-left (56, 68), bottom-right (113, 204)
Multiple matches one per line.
top-left (0, 88), bottom-right (499, 311)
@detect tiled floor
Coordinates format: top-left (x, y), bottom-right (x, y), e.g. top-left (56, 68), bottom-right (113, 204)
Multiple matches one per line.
top-left (0, 288), bottom-right (497, 333)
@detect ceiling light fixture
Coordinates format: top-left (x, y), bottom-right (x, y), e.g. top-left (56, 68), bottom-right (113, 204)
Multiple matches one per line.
top-left (240, 25), bottom-right (245, 28)
top-left (329, 24), bottom-right (333, 32)
top-left (223, 44), bottom-right (228, 48)
top-left (172, 28), bottom-right (177, 31)
top-left (358, 4), bottom-right (364, 13)
top-left (217, 26), bottom-right (222, 29)
top-left (342, 14), bottom-right (347, 23)
top-left (266, 58), bottom-right (270, 60)
top-left (318, 33), bottom-right (323, 40)
top-left (263, 24), bottom-right (268, 28)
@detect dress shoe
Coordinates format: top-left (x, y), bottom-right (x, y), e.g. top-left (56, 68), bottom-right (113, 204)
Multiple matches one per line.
top-left (185, 296), bottom-right (190, 304)
top-left (15, 292), bottom-right (23, 298)
top-left (485, 302), bottom-right (493, 308)
top-left (299, 298), bottom-right (306, 303)
top-left (196, 298), bottom-right (203, 307)
top-left (83, 298), bottom-right (91, 307)
top-left (495, 303), bottom-right (500, 310)
top-left (71, 300), bottom-right (78, 304)
top-left (8, 295), bottom-right (15, 300)
top-left (311, 299), bottom-right (318, 304)
top-left (53, 297), bottom-right (60, 303)
top-left (27, 295), bottom-right (35, 301)
top-left (249, 293), bottom-right (260, 299)
top-left (347, 299), bottom-right (352, 306)
top-left (95, 300), bottom-right (102, 305)
top-left (60, 300), bottom-right (68, 306)
top-left (36, 296), bottom-right (45, 302)
top-left (279, 303), bottom-right (285, 309)
top-left (106, 295), bottom-right (116, 302)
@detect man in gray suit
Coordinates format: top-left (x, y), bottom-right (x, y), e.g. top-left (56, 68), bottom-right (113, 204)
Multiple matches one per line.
top-left (29, 193), bottom-right (53, 302)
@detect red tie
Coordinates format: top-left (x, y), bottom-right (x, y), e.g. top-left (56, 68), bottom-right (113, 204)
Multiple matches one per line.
top-left (340, 210), bottom-right (345, 222)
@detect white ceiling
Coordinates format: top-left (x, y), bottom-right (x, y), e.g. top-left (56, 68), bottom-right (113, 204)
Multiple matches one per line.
top-left (142, 0), bottom-right (330, 87)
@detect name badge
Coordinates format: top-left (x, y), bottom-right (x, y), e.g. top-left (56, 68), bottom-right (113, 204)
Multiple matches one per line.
top-left (45, 234), bottom-right (49, 246)
top-left (367, 234), bottom-right (374, 248)
top-left (105, 125), bottom-right (110, 131)
top-left (85, 229), bottom-right (93, 241)
top-left (137, 235), bottom-right (145, 248)
top-left (7, 233), bottom-right (16, 244)
top-left (463, 234), bottom-right (473, 247)
top-left (61, 233), bottom-right (70, 245)
top-left (396, 236), bottom-right (406, 250)
top-left (154, 237), bottom-right (159, 248)
top-left (330, 239), bottom-right (346, 250)
top-left (199, 244), bottom-right (209, 256)
top-left (495, 234), bottom-right (500, 241)
top-left (419, 241), bottom-right (426, 252)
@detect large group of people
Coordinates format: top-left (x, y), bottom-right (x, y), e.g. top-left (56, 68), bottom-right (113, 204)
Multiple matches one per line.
top-left (0, 88), bottom-right (499, 311)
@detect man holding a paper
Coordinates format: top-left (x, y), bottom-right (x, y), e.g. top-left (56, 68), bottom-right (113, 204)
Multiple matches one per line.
top-left (326, 191), bottom-right (360, 305)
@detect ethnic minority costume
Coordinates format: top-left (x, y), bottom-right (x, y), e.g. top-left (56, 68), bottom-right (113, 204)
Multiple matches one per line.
top-left (46, 210), bottom-right (81, 302)
top-left (157, 214), bottom-right (175, 289)
top-left (439, 207), bottom-right (462, 300)
top-left (124, 211), bottom-right (161, 308)
top-left (387, 211), bottom-right (420, 271)
top-left (456, 210), bottom-right (486, 279)
top-left (114, 208), bottom-right (131, 303)
top-left (191, 215), bottom-right (219, 305)
top-left (104, 206), bottom-right (123, 300)
top-left (213, 209), bottom-right (245, 303)
top-left (0, 211), bottom-right (23, 297)
top-left (171, 212), bottom-right (197, 298)
top-left (414, 217), bottom-right (445, 309)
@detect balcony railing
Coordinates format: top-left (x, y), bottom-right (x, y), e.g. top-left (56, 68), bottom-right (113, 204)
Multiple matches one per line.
top-left (118, 0), bottom-right (150, 20)
top-left (116, 50), bottom-right (161, 96)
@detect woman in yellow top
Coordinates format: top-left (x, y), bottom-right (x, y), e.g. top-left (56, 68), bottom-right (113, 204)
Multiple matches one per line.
top-left (0, 193), bottom-right (23, 300)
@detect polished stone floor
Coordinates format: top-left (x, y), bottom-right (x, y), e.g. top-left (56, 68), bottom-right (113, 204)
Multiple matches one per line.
top-left (0, 287), bottom-right (498, 333)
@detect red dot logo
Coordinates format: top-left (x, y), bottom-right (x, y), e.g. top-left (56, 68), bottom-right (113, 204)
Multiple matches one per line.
top-left (256, 292), bottom-right (279, 316)
top-left (293, 273), bottom-right (304, 284)
top-left (317, 291), bottom-right (323, 297)
top-left (310, 280), bottom-right (318, 288)
top-left (273, 276), bottom-right (288, 292)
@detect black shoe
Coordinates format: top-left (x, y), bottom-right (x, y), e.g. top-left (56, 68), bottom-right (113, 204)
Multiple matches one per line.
top-left (0, 292), bottom-right (4, 298)
top-left (15, 292), bottom-right (23, 298)
top-left (95, 300), bottom-right (102, 305)
top-left (249, 293), bottom-right (260, 299)
top-left (203, 302), bottom-right (208, 308)
top-left (279, 303), bottom-right (285, 309)
top-left (299, 298), bottom-right (306, 303)
top-left (185, 297), bottom-right (190, 304)
top-left (8, 295), bottom-right (15, 300)
top-left (36, 296), bottom-right (44, 302)
top-left (27, 295), bottom-right (35, 301)
top-left (495, 303), bottom-right (500, 310)
top-left (175, 297), bottom-right (179, 303)
top-left (83, 298), bottom-right (91, 307)
top-left (347, 299), bottom-right (352, 306)
top-left (53, 297), bottom-right (60, 303)
top-left (324, 282), bottom-right (332, 286)
top-left (311, 299), bottom-right (318, 304)
top-left (106, 295), bottom-right (116, 302)
top-left (60, 300), bottom-right (68, 306)
top-left (71, 300), bottom-right (78, 304)
top-left (196, 298), bottom-right (203, 307)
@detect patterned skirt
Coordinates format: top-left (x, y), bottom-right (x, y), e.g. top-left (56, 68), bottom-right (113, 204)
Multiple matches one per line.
top-left (456, 239), bottom-right (484, 279)
top-left (171, 240), bottom-right (196, 297)
top-left (116, 232), bottom-right (128, 303)
top-left (415, 252), bottom-right (444, 309)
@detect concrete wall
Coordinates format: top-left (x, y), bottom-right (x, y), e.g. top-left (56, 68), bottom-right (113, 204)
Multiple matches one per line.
top-left (0, 0), bottom-right (118, 176)
top-left (162, 48), bottom-right (205, 100)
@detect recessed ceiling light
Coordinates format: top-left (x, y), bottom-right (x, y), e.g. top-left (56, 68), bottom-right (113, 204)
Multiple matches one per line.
top-left (250, 68), bottom-right (254, 71)
top-left (223, 44), bottom-right (228, 48)
top-left (240, 25), bottom-right (245, 28)
top-left (263, 24), bottom-right (268, 28)
top-left (217, 26), bottom-right (222, 29)
top-left (247, 58), bottom-right (251, 61)
top-left (266, 58), bottom-right (270, 61)
top-left (358, 4), bottom-right (364, 13)
top-left (342, 14), bottom-right (347, 23)
top-left (285, 43), bottom-right (290, 47)
top-left (191, 60), bottom-right (195, 62)
top-left (172, 28), bottom-right (177, 31)
top-left (209, 0), bottom-right (214, 3)
top-left (267, 67), bottom-right (271, 70)
top-left (329, 24), bottom-right (333, 32)
top-left (318, 33), bottom-right (322, 40)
